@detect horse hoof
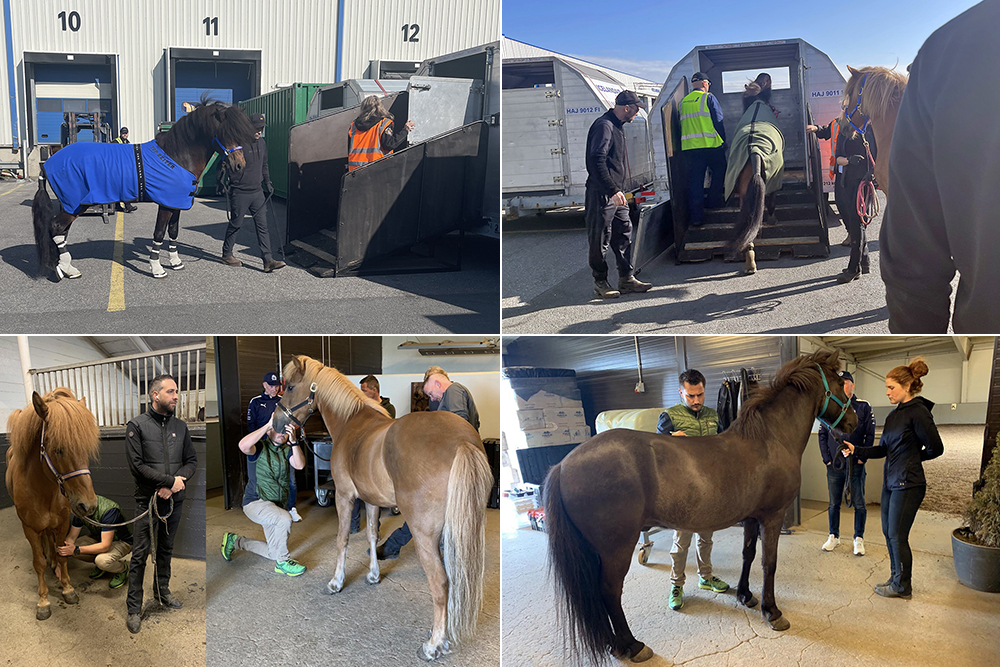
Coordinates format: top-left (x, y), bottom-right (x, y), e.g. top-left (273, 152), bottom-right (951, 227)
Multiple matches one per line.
top-left (768, 615), bottom-right (790, 631)
top-left (169, 262), bottom-right (185, 271)
top-left (740, 594), bottom-right (759, 608)
top-left (418, 643), bottom-right (441, 662)
top-left (630, 645), bottom-right (655, 663)
top-left (36, 606), bottom-right (51, 621)
top-left (56, 265), bottom-right (82, 280)
top-left (63, 590), bottom-right (79, 605)
top-left (745, 267), bottom-right (757, 275)
top-left (366, 573), bottom-right (381, 585)
top-left (324, 581), bottom-right (341, 595)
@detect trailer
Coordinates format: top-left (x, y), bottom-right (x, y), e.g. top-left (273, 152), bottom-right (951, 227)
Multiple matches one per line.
top-left (502, 48), bottom-right (657, 218)
top-left (631, 39), bottom-right (846, 270)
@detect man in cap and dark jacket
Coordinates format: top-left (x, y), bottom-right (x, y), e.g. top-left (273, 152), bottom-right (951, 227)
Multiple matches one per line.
top-left (220, 112), bottom-right (285, 273)
top-left (585, 90), bottom-right (653, 299)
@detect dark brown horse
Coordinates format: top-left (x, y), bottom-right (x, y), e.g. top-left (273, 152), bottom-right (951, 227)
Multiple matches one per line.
top-left (271, 355), bottom-right (494, 661)
top-left (32, 99), bottom-right (255, 280)
top-left (545, 349), bottom-right (857, 664)
top-left (5, 388), bottom-right (100, 620)
top-left (841, 65), bottom-right (907, 195)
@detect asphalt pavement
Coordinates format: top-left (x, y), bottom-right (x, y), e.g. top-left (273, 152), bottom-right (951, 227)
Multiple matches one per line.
top-left (502, 193), bottom-right (955, 334)
top-left (0, 180), bottom-right (499, 334)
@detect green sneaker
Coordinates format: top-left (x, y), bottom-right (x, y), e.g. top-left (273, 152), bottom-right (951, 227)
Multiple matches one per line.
top-left (88, 566), bottom-right (107, 580)
top-left (699, 576), bottom-right (730, 593)
top-left (110, 565), bottom-right (128, 589)
top-left (275, 559), bottom-right (306, 577)
top-left (221, 532), bottom-right (237, 562)
top-left (668, 585), bottom-right (684, 610)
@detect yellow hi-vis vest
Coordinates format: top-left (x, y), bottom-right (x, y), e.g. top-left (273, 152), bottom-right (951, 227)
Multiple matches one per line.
top-left (680, 90), bottom-right (723, 150)
top-left (347, 117), bottom-right (393, 171)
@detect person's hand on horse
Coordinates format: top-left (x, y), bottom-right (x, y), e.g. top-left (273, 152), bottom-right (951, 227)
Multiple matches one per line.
top-left (56, 540), bottom-right (75, 557)
top-left (171, 476), bottom-right (186, 493)
top-left (670, 430), bottom-right (687, 437)
top-left (611, 191), bottom-right (627, 207)
top-left (405, 120), bottom-right (416, 132)
top-left (284, 423), bottom-right (298, 444)
top-left (157, 486), bottom-right (174, 500)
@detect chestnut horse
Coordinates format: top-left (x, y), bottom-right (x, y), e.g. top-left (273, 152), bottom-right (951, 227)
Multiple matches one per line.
top-left (5, 388), bottom-right (100, 620)
top-left (32, 98), bottom-right (255, 280)
top-left (545, 349), bottom-right (857, 664)
top-left (271, 355), bottom-right (493, 661)
top-left (841, 65), bottom-right (907, 195)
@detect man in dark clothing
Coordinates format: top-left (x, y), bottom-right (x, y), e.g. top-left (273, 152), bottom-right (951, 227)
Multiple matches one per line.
top-left (220, 113), bottom-right (285, 272)
top-left (585, 90), bottom-right (652, 299)
top-left (880, 0), bottom-right (1000, 333)
top-left (680, 72), bottom-right (727, 227)
top-left (248, 372), bottom-right (300, 522)
top-left (818, 371), bottom-right (874, 555)
top-left (124, 374), bottom-right (197, 634)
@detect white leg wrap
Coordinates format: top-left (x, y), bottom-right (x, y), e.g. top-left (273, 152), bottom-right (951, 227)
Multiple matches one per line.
top-left (167, 245), bottom-right (185, 270)
top-left (149, 258), bottom-right (166, 279)
top-left (53, 235), bottom-right (82, 279)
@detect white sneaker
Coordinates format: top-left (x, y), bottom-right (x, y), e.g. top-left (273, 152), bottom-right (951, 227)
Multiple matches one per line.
top-left (854, 537), bottom-right (865, 556)
top-left (289, 507), bottom-right (302, 523)
top-left (822, 534), bottom-right (839, 551)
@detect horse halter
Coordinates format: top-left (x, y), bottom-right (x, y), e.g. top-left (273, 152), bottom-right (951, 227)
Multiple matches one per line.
top-left (39, 423), bottom-right (91, 498)
top-left (213, 137), bottom-right (242, 156)
top-left (276, 382), bottom-right (318, 430)
top-left (815, 363), bottom-right (851, 430)
top-left (845, 72), bottom-right (870, 135)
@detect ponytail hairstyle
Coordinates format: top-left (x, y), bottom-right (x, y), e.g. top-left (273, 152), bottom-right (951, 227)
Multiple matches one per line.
top-left (886, 357), bottom-right (929, 395)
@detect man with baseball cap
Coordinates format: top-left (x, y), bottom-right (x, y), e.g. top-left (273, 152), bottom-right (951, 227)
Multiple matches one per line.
top-left (818, 370), bottom-right (874, 556)
top-left (220, 112), bottom-right (285, 273)
top-left (247, 372), bottom-right (301, 522)
top-left (584, 90), bottom-right (653, 299)
top-left (680, 72), bottom-right (727, 226)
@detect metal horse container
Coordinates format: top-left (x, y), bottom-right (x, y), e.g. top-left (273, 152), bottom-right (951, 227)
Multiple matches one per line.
top-left (632, 38), bottom-right (846, 270)
top-left (501, 52), bottom-right (656, 217)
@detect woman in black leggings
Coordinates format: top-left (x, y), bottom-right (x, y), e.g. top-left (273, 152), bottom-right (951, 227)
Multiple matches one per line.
top-left (841, 358), bottom-right (944, 598)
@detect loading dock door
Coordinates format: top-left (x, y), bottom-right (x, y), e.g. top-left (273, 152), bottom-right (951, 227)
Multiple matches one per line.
top-left (167, 48), bottom-right (261, 120)
top-left (24, 53), bottom-right (118, 146)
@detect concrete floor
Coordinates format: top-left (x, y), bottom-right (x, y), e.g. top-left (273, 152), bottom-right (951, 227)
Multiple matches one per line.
top-left (0, 506), bottom-right (207, 667)
top-left (501, 499), bottom-right (999, 667)
top-left (206, 491), bottom-right (500, 666)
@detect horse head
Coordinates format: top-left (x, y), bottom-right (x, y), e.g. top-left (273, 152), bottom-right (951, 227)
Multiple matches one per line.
top-left (30, 388), bottom-right (100, 518)
top-left (810, 349), bottom-right (858, 434)
top-left (181, 99), bottom-right (257, 173)
top-left (841, 65), bottom-right (907, 137)
top-left (270, 355), bottom-right (319, 436)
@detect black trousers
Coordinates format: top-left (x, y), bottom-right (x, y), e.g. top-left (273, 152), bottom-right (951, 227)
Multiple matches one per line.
top-left (684, 146), bottom-right (727, 224)
top-left (881, 484), bottom-right (925, 595)
top-left (836, 177), bottom-right (869, 272)
top-left (127, 497), bottom-right (184, 615)
top-left (585, 186), bottom-right (633, 282)
top-left (223, 189), bottom-right (273, 261)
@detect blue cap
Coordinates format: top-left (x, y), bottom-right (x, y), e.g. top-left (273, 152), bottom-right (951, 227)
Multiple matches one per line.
top-left (263, 372), bottom-right (280, 386)
top-left (839, 370), bottom-right (854, 383)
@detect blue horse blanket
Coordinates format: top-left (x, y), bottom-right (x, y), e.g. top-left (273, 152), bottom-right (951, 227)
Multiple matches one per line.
top-left (44, 140), bottom-right (198, 214)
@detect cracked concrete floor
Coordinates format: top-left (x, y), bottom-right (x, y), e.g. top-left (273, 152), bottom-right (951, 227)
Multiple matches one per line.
top-left (501, 499), bottom-right (999, 667)
top-left (0, 507), bottom-right (207, 667)
top-left (206, 491), bottom-right (500, 666)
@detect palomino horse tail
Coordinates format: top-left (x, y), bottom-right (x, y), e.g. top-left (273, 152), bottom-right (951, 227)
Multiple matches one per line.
top-left (31, 172), bottom-right (59, 274)
top-left (442, 441), bottom-right (493, 643)
top-left (731, 152), bottom-right (766, 253)
top-left (545, 463), bottom-right (614, 664)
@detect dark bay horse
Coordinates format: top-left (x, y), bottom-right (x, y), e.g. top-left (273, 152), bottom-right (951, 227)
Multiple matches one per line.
top-left (4, 388), bottom-right (100, 620)
top-left (32, 99), bottom-right (256, 280)
top-left (841, 65), bottom-right (907, 195)
top-left (545, 349), bottom-right (857, 664)
top-left (271, 355), bottom-right (494, 661)
top-left (725, 74), bottom-right (785, 274)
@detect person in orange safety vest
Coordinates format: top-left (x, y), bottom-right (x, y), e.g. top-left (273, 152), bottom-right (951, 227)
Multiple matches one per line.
top-left (347, 96), bottom-right (415, 171)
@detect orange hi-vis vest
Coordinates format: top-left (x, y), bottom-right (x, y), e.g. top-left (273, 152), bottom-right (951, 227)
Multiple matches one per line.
top-left (348, 117), bottom-right (394, 171)
top-left (828, 120), bottom-right (840, 180)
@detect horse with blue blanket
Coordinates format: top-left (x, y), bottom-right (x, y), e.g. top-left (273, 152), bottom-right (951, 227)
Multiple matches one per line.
top-left (32, 99), bottom-right (256, 280)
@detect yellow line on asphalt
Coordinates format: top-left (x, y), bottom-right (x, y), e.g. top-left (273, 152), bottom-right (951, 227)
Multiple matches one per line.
top-left (107, 211), bottom-right (125, 312)
top-left (0, 182), bottom-right (25, 197)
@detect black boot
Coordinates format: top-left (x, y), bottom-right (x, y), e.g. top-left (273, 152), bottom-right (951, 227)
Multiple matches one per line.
top-left (836, 268), bottom-right (860, 283)
top-left (594, 279), bottom-right (620, 299)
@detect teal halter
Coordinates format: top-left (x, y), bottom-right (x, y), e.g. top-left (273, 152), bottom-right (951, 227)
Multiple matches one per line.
top-left (815, 363), bottom-right (851, 430)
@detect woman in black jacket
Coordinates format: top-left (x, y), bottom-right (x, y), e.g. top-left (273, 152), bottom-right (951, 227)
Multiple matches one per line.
top-left (842, 358), bottom-right (944, 598)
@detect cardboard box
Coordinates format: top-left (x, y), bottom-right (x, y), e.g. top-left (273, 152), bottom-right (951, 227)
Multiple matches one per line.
top-left (543, 407), bottom-right (587, 429)
top-left (514, 390), bottom-right (566, 411)
top-left (568, 425), bottom-right (592, 443)
top-left (515, 409), bottom-right (546, 430)
top-left (523, 427), bottom-right (574, 448)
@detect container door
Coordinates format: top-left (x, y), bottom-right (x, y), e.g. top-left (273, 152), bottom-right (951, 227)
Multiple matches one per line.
top-left (405, 76), bottom-right (482, 143)
top-left (501, 87), bottom-right (564, 193)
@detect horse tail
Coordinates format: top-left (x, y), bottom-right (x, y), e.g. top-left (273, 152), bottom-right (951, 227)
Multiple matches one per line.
top-left (731, 152), bottom-right (766, 252)
top-left (545, 463), bottom-right (614, 665)
top-left (31, 172), bottom-right (58, 274)
top-left (442, 441), bottom-right (493, 644)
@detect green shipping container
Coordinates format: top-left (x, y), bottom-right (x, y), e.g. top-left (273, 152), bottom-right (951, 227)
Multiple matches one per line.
top-left (238, 83), bottom-right (330, 199)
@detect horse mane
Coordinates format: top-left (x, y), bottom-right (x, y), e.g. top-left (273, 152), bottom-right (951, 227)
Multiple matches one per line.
top-left (6, 387), bottom-right (100, 460)
top-left (727, 352), bottom-right (841, 442)
top-left (283, 356), bottom-right (390, 420)
top-left (155, 94), bottom-right (257, 155)
top-left (841, 66), bottom-right (907, 136)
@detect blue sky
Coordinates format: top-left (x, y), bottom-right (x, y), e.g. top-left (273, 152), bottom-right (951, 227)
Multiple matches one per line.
top-left (503, 0), bottom-right (981, 83)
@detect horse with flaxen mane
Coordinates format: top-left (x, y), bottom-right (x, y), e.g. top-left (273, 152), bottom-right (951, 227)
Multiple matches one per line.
top-left (5, 388), bottom-right (100, 620)
top-left (545, 349), bottom-right (857, 664)
top-left (32, 96), bottom-right (256, 280)
top-left (840, 65), bottom-right (907, 195)
top-left (271, 355), bottom-right (493, 662)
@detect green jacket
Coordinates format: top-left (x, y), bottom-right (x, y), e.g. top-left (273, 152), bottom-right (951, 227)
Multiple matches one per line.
top-left (74, 495), bottom-right (132, 543)
top-left (255, 438), bottom-right (291, 506)
top-left (658, 404), bottom-right (721, 437)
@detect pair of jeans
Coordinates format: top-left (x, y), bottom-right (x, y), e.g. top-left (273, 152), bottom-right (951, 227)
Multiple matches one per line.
top-left (684, 146), bottom-right (727, 224)
top-left (126, 497), bottom-right (183, 615)
top-left (381, 522), bottom-right (412, 555)
top-left (585, 185), bottom-right (633, 282)
top-left (826, 462), bottom-right (867, 538)
top-left (286, 467), bottom-right (297, 511)
top-left (881, 484), bottom-right (926, 595)
top-left (836, 177), bottom-right (869, 273)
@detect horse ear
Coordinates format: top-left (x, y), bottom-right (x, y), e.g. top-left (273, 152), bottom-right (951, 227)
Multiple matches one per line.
top-left (79, 396), bottom-right (87, 407)
top-left (847, 65), bottom-right (859, 76)
top-left (293, 355), bottom-right (307, 374)
top-left (32, 391), bottom-right (48, 420)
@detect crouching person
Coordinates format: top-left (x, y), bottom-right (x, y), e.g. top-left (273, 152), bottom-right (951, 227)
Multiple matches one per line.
top-left (221, 419), bottom-right (306, 576)
top-left (57, 494), bottom-right (133, 590)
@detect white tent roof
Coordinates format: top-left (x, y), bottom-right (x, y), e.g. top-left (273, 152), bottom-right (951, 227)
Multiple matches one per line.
top-left (502, 36), bottom-right (659, 93)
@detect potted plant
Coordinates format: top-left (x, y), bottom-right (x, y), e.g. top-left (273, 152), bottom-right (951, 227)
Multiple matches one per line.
top-left (952, 434), bottom-right (1000, 593)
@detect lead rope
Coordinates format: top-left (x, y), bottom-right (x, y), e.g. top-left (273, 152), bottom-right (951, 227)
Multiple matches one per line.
top-left (856, 136), bottom-right (879, 226)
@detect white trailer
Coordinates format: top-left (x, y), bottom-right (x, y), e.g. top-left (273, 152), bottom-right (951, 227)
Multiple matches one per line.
top-left (502, 54), bottom-right (657, 217)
